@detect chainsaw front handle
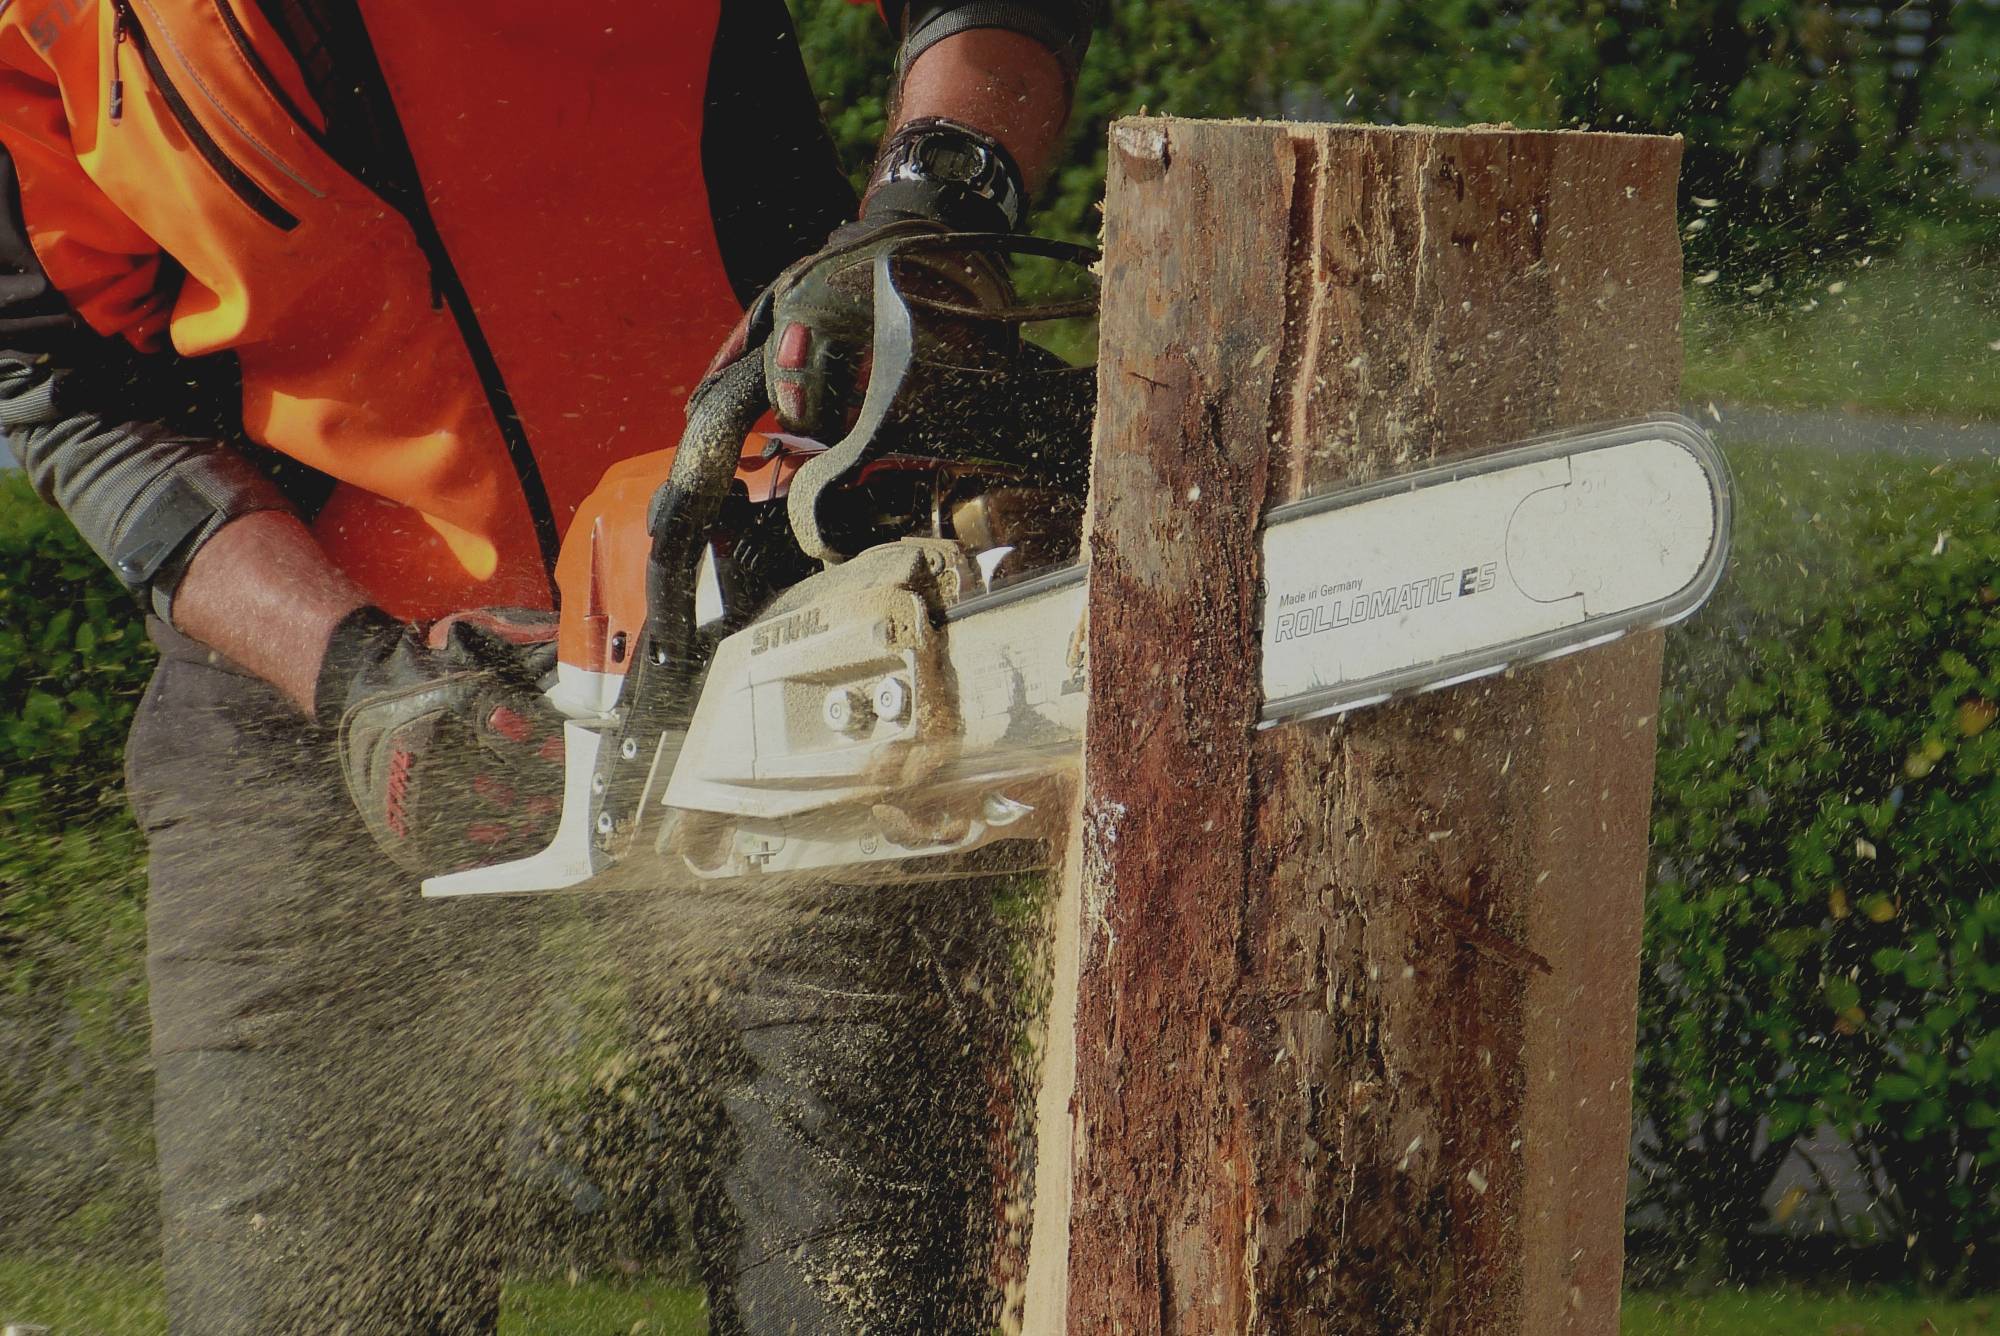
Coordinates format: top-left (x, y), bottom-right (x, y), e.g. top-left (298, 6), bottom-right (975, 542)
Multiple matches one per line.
top-left (786, 230), bottom-right (1100, 564)
top-left (577, 351), bottom-right (772, 864)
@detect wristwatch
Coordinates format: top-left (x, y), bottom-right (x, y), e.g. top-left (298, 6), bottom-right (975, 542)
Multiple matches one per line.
top-left (866, 116), bottom-right (1026, 233)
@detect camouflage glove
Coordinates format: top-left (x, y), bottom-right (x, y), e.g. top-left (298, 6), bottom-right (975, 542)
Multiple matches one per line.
top-left (316, 606), bottom-right (565, 878)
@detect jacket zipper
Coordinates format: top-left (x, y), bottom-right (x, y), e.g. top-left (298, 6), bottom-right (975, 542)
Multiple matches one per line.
top-left (109, 2), bottom-right (127, 120)
top-left (108, 0), bottom-right (299, 231)
top-left (406, 208), bottom-right (563, 583)
top-left (210, 0), bottom-right (330, 157)
top-left (299, 13), bottom-right (562, 585)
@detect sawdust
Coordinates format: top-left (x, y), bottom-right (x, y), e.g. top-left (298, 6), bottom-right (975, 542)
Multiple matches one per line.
top-left (2, 830), bottom-right (1072, 1331)
top-left (528, 866), bottom-right (1052, 1332)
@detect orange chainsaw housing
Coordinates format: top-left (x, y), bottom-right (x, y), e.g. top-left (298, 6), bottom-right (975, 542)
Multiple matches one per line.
top-left (554, 436), bottom-right (810, 678)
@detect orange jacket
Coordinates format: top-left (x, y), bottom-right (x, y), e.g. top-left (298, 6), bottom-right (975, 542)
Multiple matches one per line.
top-left (0, 0), bottom-right (852, 617)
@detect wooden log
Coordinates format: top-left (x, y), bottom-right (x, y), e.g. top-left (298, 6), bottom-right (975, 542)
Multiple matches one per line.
top-left (1032, 119), bottom-right (1684, 1334)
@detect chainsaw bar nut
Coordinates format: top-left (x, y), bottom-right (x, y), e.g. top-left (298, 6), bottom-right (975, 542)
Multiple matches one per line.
top-left (823, 685), bottom-right (875, 735)
top-left (872, 675), bottom-right (912, 724)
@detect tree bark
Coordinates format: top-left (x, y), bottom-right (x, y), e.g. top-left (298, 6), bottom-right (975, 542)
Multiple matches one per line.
top-left (1036, 119), bottom-right (1684, 1334)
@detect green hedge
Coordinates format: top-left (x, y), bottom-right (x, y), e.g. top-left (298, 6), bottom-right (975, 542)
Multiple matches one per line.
top-left (0, 473), bottom-right (155, 984)
top-left (0, 471), bottom-right (157, 1253)
top-left (1637, 459), bottom-right (2000, 1283)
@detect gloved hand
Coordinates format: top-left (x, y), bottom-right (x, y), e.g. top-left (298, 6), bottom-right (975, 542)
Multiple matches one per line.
top-left (315, 606), bottom-right (565, 878)
top-left (763, 116), bottom-right (1028, 442)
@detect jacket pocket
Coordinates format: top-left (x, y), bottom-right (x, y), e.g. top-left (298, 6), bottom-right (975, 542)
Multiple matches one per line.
top-left (111, 0), bottom-right (300, 230)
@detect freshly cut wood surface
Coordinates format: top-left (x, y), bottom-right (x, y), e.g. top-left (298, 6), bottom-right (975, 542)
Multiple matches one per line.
top-left (1050, 118), bottom-right (1682, 1335)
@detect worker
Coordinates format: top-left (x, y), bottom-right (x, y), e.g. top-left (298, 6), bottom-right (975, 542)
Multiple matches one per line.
top-left (0, 1), bottom-right (1090, 1330)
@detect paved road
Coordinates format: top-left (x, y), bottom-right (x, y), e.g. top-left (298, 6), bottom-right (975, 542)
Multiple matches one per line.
top-left (1689, 401), bottom-right (2000, 461)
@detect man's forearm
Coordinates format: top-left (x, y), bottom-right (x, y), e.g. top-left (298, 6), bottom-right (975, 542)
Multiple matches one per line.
top-left (0, 350), bottom-right (356, 717)
top-left (173, 510), bottom-right (368, 717)
top-left (895, 28), bottom-right (1072, 191)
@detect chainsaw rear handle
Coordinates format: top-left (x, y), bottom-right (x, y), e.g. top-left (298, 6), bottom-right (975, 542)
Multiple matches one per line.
top-left (587, 231), bottom-right (1097, 861)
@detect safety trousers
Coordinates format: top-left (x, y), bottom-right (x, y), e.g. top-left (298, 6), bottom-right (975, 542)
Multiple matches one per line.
top-left (128, 621), bottom-right (1002, 1334)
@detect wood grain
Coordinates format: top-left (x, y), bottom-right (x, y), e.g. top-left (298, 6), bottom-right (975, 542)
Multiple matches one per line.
top-left (1060, 119), bottom-right (1683, 1334)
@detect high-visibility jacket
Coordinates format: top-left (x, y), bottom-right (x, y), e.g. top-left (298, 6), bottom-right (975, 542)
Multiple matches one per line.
top-left (0, 0), bottom-right (854, 616)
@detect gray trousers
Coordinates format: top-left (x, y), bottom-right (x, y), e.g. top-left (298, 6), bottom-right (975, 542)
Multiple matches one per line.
top-left (129, 623), bottom-right (1001, 1334)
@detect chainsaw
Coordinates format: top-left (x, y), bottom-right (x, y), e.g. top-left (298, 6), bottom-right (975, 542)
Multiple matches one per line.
top-left (424, 233), bottom-right (1731, 898)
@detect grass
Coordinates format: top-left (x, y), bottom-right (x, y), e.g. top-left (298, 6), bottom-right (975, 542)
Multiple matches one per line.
top-left (1713, 435), bottom-right (1978, 613)
top-left (0, 1258), bottom-right (163, 1336)
top-left (11, 1259), bottom-right (2000, 1336)
top-left (1682, 250), bottom-right (2000, 421)
top-left (1623, 1288), bottom-right (2000, 1334)
top-left (501, 1274), bottom-right (708, 1335)
top-left (0, 1258), bottom-right (708, 1336)
top-left (1657, 431), bottom-right (1989, 721)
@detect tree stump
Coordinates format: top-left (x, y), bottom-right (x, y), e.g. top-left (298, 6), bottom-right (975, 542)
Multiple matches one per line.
top-left (1021, 119), bottom-right (1684, 1334)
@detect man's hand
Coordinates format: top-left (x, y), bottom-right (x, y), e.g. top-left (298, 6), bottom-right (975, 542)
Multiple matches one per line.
top-left (764, 119), bottom-right (1028, 441)
top-left (764, 213), bottom-right (1014, 441)
top-left (316, 607), bottom-right (566, 878)
top-left (753, 23), bottom-right (1074, 439)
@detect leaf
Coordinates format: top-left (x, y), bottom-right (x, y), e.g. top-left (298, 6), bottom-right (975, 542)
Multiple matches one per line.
top-left (1877, 1074), bottom-right (1924, 1103)
top-left (1768, 1101), bottom-right (1811, 1140)
top-left (21, 689), bottom-right (63, 730)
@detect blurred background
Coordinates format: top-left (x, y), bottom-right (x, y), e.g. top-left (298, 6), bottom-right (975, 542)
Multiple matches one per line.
top-left (3, 1), bottom-right (1996, 1331)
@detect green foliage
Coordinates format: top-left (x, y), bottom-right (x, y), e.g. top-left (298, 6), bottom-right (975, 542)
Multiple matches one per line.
top-left (0, 470), bottom-right (158, 1254)
top-left (789, 0), bottom-right (895, 196)
top-left (0, 468), bottom-right (153, 998)
top-left (791, 0), bottom-right (1999, 276)
top-left (1639, 458), bottom-right (2000, 1283)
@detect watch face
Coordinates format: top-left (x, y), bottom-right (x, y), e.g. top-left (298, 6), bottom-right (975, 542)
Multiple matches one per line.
top-left (922, 140), bottom-right (986, 185)
top-left (877, 121), bottom-right (1024, 230)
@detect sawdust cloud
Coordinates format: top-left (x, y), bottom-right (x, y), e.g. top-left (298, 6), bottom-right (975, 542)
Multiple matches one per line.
top-left (0, 798), bottom-right (1066, 1332)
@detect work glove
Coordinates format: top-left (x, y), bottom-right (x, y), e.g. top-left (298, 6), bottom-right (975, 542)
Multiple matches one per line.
top-left (316, 606), bottom-right (566, 879)
top-left (762, 116), bottom-right (1027, 442)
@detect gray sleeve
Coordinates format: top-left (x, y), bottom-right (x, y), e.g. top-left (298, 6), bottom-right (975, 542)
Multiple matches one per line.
top-left (0, 352), bottom-right (292, 621)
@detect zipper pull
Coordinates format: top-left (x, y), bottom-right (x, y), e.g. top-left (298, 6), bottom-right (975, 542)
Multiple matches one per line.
top-left (109, 0), bottom-right (131, 123)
